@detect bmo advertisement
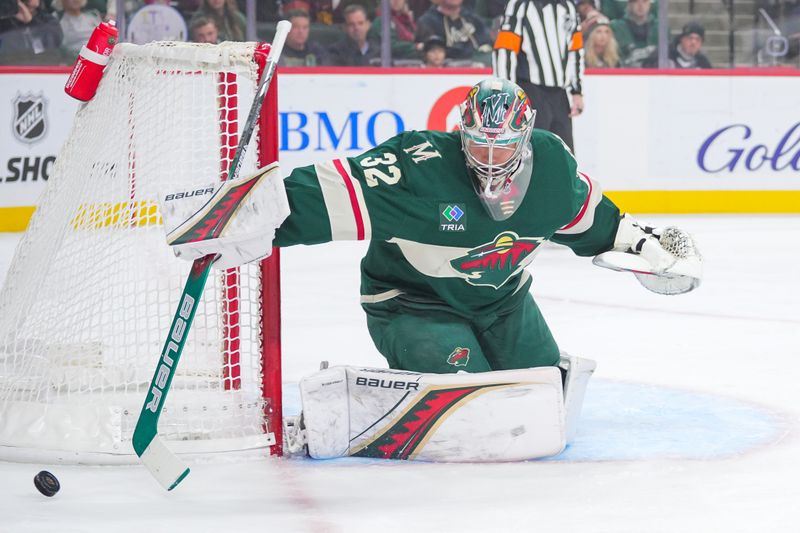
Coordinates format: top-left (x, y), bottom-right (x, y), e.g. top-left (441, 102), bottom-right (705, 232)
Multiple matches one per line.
top-left (1, 68), bottom-right (799, 230)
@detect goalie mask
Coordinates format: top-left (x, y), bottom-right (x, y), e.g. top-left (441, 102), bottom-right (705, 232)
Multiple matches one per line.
top-left (459, 78), bottom-right (535, 220)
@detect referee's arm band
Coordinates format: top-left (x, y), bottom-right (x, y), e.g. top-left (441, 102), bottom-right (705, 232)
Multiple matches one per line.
top-left (569, 32), bottom-right (583, 51)
top-left (494, 31), bottom-right (522, 53)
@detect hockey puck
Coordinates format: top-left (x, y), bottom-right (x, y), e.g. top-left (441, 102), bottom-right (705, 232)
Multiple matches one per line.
top-left (33, 471), bottom-right (60, 497)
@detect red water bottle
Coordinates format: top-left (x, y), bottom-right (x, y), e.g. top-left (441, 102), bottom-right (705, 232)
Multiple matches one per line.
top-left (64, 21), bottom-right (119, 102)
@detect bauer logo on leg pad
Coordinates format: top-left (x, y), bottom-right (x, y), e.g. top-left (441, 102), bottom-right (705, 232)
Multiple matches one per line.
top-left (355, 377), bottom-right (420, 390)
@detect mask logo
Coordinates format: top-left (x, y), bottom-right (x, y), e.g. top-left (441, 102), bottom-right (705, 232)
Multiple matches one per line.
top-left (480, 93), bottom-right (510, 130)
top-left (439, 203), bottom-right (466, 232)
top-left (447, 347), bottom-right (470, 367)
top-left (509, 91), bottom-right (531, 132)
top-left (461, 86), bottom-right (479, 128)
top-left (450, 231), bottom-right (543, 288)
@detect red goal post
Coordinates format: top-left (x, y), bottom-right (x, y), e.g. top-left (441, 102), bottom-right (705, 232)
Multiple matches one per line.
top-left (255, 43), bottom-right (284, 457)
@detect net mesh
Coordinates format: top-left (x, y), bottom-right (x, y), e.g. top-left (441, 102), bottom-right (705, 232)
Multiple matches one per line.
top-left (0, 42), bottom-right (272, 461)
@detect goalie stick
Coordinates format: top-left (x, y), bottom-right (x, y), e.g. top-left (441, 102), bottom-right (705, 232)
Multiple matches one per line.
top-left (131, 22), bottom-right (290, 491)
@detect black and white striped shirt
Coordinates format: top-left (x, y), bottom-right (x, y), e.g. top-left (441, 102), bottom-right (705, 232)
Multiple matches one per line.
top-left (493, 0), bottom-right (584, 94)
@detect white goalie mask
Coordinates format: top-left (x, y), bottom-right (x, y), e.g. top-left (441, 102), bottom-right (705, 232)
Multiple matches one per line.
top-left (459, 78), bottom-right (535, 220)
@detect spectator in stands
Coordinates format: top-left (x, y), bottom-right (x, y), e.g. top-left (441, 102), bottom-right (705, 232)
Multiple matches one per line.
top-left (599, 0), bottom-right (625, 20)
top-left (190, 0), bottom-right (246, 42)
top-left (576, 0), bottom-right (598, 22)
top-left (600, 0), bottom-right (658, 21)
top-left (368, 0), bottom-right (417, 59)
top-left (281, 0), bottom-right (312, 15)
top-left (328, 3), bottom-right (380, 66)
top-left (310, 0), bottom-right (335, 25)
top-left (332, 0), bottom-right (377, 23)
top-left (177, 0), bottom-right (202, 18)
top-left (414, 0), bottom-right (492, 64)
top-left (610, 0), bottom-right (657, 67)
top-left (646, 21), bottom-right (711, 69)
top-left (52, 0), bottom-right (101, 55)
top-left (406, 0), bottom-right (428, 21)
top-left (0, 0), bottom-right (63, 58)
top-left (189, 15), bottom-right (219, 43)
top-left (280, 9), bottom-right (330, 66)
top-left (421, 34), bottom-right (446, 66)
top-left (583, 15), bottom-right (619, 68)
top-left (473, 0), bottom-right (506, 41)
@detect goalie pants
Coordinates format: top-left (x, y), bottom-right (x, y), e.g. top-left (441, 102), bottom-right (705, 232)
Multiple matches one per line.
top-left (363, 293), bottom-right (560, 373)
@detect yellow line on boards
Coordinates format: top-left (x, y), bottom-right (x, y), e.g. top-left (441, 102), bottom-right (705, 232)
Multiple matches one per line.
top-left (2, 191), bottom-right (799, 232)
top-left (0, 207), bottom-right (36, 232)
top-left (1, 201), bottom-right (162, 232)
top-left (605, 191), bottom-right (800, 214)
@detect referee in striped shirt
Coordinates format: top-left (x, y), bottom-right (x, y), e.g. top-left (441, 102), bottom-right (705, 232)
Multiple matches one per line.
top-left (493, 0), bottom-right (584, 151)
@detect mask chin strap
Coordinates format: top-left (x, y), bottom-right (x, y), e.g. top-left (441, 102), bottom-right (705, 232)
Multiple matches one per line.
top-left (482, 178), bottom-right (495, 199)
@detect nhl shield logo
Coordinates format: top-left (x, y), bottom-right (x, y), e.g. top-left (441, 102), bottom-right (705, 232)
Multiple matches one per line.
top-left (13, 94), bottom-right (48, 144)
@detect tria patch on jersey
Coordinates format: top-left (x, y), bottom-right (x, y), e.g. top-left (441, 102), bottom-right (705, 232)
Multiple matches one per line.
top-left (450, 231), bottom-right (543, 289)
top-left (447, 347), bottom-right (470, 367)
top-left (439, 203), bottom-right (467, 232)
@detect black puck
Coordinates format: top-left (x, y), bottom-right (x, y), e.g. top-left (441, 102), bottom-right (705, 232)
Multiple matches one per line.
top-left (34, 470), bottom-right (60, 497)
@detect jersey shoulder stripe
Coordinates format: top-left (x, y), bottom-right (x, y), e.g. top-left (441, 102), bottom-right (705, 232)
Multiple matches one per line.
top-left (314, 158), bottom-right (372, 241)
top-left (556, 172), bottom-right (603, 235)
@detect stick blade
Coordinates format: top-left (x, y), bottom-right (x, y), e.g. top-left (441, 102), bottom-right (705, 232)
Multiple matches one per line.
top-left (139, 436), bottom-right (191, 491)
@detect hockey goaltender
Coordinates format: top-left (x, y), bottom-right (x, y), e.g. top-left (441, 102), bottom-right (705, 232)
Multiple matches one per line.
top-left (161, 77), bottom-right (702, 462)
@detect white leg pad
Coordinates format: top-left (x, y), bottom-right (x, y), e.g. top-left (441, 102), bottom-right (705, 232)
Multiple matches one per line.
top-left (560, 353), bottom-right (597, 443)
top-left (298, 365), bottom-right (567, 462)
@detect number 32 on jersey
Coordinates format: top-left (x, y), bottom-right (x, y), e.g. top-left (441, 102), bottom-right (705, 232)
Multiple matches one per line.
top-left (360, 153), bottom-right (401, 187)
top-left (358, 142), bottom-right (442, 188)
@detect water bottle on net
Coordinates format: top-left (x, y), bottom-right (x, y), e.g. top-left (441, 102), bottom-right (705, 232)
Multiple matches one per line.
top-left (64, 21), bottom-right (119, 102)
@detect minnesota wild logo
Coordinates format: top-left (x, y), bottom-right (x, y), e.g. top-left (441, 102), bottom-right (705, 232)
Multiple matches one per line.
top-left (447, 347), bottom-right (470, 367)
top-left (450, 231), bottom-right (543, 289)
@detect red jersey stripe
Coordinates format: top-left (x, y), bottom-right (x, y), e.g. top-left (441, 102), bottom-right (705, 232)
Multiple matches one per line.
top-left (332, 158), bottom-right (366, 240)
top-left (560, 172), bottom-right (593, 231)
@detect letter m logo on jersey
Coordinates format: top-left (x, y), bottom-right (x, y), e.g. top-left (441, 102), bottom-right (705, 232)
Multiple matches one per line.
top-left (450, 232), bottom-right (543, 289)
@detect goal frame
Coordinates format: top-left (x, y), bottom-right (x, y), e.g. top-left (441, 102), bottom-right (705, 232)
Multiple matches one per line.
top-left (0, 41), bottom-right (284, 463)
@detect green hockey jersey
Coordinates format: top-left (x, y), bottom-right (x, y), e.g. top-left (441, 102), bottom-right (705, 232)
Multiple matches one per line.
top-left (274, 129), bottom-right (621, 317)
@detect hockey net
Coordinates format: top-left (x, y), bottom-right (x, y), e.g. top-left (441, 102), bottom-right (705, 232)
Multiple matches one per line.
top-left (0, 41), bottom-right (282, 463)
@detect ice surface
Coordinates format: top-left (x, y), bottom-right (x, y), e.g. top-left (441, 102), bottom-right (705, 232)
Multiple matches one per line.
top-left (1, 215), bottom-right (798, 533)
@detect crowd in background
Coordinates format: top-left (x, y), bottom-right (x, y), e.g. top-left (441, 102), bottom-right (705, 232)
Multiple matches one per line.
top-left (0, 0), bottom-right (798, 67)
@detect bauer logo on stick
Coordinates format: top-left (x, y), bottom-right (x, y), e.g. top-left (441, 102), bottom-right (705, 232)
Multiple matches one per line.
top-left (145, 294), bottom-right (194, 414)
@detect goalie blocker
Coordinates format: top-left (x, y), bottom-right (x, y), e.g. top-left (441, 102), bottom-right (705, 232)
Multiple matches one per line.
top-left (158, 162), bottom-right (290, 270)
top-left (285, 354), bottom-right (596, 461)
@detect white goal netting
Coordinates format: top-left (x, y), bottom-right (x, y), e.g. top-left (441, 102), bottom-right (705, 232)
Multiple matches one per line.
top-left (0, 42), bottom-right (279, 463)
